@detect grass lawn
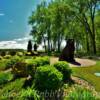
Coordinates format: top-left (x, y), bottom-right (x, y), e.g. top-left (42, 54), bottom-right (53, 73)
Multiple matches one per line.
top-left (72, 61), bottom-right (100, 92)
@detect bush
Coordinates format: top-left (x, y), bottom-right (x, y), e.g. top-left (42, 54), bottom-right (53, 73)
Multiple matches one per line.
top-left (12, 61), bottom-right (28, 77)
top-left (31, 56), bottom-right (50, 67)
top-left (8, 51), bottom-right (16, 56)
top-left (5, 56), bottom-right (22, 69)
top-left (0, 51), bottom-right (6, 56)
top-left (4, 55), bottom-right (11, 59)
top-left (0, 72), bottom-right (13, 85)
top-left (34, 66), bottom-right (63, 91)
top-left (26, 63), bottom-right (36, 77)
top-left (19, 88), bottom-right (40, 100)
top-left (54, 61), bottom-right (72, 82)
top-left (17, 52), bottom-right (24, 57)
top-left (25, 56), bottom-right (50, 77)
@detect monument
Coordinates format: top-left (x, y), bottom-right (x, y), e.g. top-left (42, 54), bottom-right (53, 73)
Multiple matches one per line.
top-left (34, 43), bottom-right (38, 52)
top-left (59, 39), bottom-right (75, 62)
top-left (27, 40), bottom-right (32, 52)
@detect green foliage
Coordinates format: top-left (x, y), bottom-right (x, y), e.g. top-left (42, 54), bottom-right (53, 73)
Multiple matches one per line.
top-left (27, 63), bottom-right (37, 77)
top-left (12, 61), bottom-right (28, 77)
top-left (25, 56), bottom-right (50, 77)
top-left (34, 65), bottom-right (63, 91)
top-left (19, 87), bottom-right (41, 100)
top-left (65, 85), bottom-right (97, 100)
top-left (0, 59), bottom-right (7, 71)
top-left (0, 78), bottom-right (25, 99)
top-left (5, 56), bottom-right (23, 69)
top-left (0, 56), bottom-right (3, 60)
top-left (29, 0), bottom-right (100, 54)
top-left (34, 56), bottom-right (50, 67)
top-left (16, 52), bottom-right (24, 57)
top-left (54, 61), bottom-right (72, 81)
top-left (8, 51), bottom-right (16, 56)
top-left (0, 72), bottom-right (13, 85)
top-left (4, 55), bottom-right (11, 59)
top-left (0, 51), bottom-right (6, 56)
top-left (26, 56), bottom-right (49, 68)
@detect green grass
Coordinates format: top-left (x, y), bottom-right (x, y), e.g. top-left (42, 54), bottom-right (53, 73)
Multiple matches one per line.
top-left (0, 78), bottom-right (25, 99)
top-left (72, 61), bottom-right (100, 92)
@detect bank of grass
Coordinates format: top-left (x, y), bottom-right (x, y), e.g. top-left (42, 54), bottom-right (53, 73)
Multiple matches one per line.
top-left (0, 78), bottom-right (26, 99)
top-left (72, 61), bottom-right (100, 92)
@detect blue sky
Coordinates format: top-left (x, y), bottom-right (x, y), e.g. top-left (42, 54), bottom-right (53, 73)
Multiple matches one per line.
top-left (0, 0), bottom-right (41, 41)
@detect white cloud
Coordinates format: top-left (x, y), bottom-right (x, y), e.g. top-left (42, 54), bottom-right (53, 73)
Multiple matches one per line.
top-left (0, 36), bottom-right (32, 50)
top-left (0, 36), bottom-right (44, 50)
top-left (0, 13), bottom-right (5, 16)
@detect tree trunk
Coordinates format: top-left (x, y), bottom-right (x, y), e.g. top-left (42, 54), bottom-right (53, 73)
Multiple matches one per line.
top-left (57, 34), bottom-right (61, 52)
top-left (91, 35), bottom-right (96, 54)
top-left (86, 33), bottom-right (90, 53)
top-left (43, 37), bottom-right (47, 52)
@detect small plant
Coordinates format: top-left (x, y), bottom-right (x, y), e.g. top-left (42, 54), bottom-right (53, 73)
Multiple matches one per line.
top-left (19, 87), bottom-right (40, 100)
top-left (65, 85), bottom-right (97, 100)
top-left (4, 55), bottom-right (11, 59)
top-left (26, 63), bottom-right (36, 77)
top-left (12, 61), bottom-right (28, 77)
top-left (0, 78), bottom-right (25, 99)
top-left (17, 52), bottom-right (24, 57)
top-left (5, 56), bottom-right (22, 69)
top-left (8, 51), bottom-right (16, 56)
top-left (54, 61), bottom-right (72, 82)
top-left (0, 72), bottom-right (13, 85)
top-left (34, 65), bottom-right (63, 91)
top-left (0, 51), bottom-right (6, 56)
top-left (32, 56), bottom-right (50, 67)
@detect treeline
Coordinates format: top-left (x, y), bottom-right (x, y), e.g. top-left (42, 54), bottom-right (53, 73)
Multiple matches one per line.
top-left (29, 0), bottom-right (100, 55)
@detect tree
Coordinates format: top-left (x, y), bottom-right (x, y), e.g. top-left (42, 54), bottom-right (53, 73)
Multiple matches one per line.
top-left (64, 0), bottom-right (100, 54)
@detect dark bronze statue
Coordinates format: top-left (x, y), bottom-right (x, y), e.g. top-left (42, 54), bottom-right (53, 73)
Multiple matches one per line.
top-left (59, 39), bottom-right (75, 62)
top-left (27, 40), bottom-right (32, 52)
top-left (34, 43), bottom-right (38, 51)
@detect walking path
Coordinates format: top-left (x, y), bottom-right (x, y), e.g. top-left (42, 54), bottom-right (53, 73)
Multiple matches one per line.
top-left (50, 57), bottom-right (96, 67)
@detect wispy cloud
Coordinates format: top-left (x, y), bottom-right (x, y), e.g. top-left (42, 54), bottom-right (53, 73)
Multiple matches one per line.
top-left (0, 13), bottom-right (5, 16)
top-left (0, 36), bottom-right (44, 50)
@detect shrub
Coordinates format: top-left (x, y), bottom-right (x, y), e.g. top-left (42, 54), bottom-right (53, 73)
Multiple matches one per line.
top-left (19, 88), bottom-right (40, 100)
top-left (25, 52), bottom-right (32, 56)
top-left (4, 55), bottom-right (11, 59)
top-left (0, 51), bottom-right (6, 56)
top-left (32, 56), bottom-right (50, 67)
top-left (34, 66), bottom-right (63, 91)
top-left (17, 52), bottom-right (24, 57)
top-left (5, 56), bottom-right (22, 69)
top-left (26, 56), bottom-right (50, 66)
top-left (0, 72), bottom-right (13, 85)
top-left (26, 63), bottom-right (36, 77)
top-left (12, 61), bottom-right (28, 77)
top-left (54, 61), bottom-right (72, 82)
top-left (8, 51), bottom-right (16, 56)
